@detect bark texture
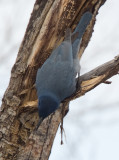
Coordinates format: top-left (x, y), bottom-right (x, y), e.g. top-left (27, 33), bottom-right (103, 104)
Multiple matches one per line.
top-left (1, 0), bottom-right (117, 160)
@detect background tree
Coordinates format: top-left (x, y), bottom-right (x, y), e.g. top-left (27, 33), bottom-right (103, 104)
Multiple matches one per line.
top-left (0, 0), bottom-right (119, 160)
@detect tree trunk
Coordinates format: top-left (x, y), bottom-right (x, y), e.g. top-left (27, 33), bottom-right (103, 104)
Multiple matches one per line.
top-left (1, 0), bottom-right (119, 160)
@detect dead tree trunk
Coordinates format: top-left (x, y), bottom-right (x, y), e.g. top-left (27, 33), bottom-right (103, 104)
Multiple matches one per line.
top-left (1, 0), bottom-right (119, 160)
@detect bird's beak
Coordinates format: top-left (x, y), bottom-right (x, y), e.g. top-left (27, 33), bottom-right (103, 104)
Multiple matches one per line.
top-left (35, 117), bottom-right (43, 130)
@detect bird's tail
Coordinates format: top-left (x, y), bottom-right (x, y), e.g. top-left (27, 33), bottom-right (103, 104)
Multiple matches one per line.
top-left (72, 11), bottom-right (92, 43)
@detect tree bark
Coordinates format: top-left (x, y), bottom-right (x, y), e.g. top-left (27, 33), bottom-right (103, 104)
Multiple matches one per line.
top-left (1, 0), bottom-right (117, 160)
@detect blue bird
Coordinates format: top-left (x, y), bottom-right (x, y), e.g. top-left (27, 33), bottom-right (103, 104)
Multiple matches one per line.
top-left (35, 12), bottom-right (92, 127)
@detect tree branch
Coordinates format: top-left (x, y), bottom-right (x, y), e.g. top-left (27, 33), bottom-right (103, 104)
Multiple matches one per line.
top-left (69, 55), bottom-right (119, 100)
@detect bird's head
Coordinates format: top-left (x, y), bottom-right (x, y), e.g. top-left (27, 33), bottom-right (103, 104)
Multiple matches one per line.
top-left (38, 94), bottom-right (60, 121)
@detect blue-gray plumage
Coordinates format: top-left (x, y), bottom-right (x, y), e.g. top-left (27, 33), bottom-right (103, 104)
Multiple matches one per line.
top-left (35, 12), bottom-right (92, 126)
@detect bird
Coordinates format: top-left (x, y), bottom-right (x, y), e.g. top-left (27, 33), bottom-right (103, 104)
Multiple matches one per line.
top-left (35, 11), bottom-right (92, 127)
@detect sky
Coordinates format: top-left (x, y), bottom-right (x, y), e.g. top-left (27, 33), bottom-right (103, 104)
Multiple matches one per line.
top-left (0, 0), bottom-right (119, 160)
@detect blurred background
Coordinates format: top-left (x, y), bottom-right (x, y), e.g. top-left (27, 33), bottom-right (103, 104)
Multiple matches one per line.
top-left (0, 0), bottom-right (119, 160)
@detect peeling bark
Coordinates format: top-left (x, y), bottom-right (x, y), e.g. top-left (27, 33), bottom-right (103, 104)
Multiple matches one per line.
top-left (0, 0), bottom-right (113, 160)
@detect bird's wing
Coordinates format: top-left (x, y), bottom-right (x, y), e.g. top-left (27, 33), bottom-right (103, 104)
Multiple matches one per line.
top-left (48, 28), bottom-right (72, 63)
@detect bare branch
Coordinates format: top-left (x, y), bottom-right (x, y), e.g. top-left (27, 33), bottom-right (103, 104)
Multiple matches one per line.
top-left (68, 55), bottom-right (119, 100)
